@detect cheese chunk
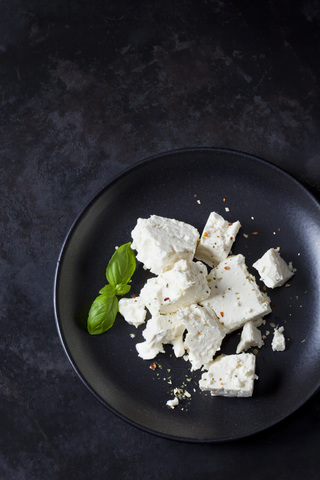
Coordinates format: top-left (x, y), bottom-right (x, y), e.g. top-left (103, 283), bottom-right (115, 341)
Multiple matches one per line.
top-left (131, 215), bottom-right (199, 275)
top-left (201, 254), bottom-right (272, 332)
top-left (195, 212), bottom-right (241, 267)
top-left (118, 297), bottom-right (147, 327)
top-left (136, 312), bottom-right (185, 360)
top-left (176, 304), bottom-right (226, 371)
top-left (199, 353), bottom-right (257, 397)
top-left (139, 260), bottom-right (210, 315)
top-left (253, 248), bottom-right (295, 288)
top-left (272, 326), bottom-right (286, 351)
top-left (236, 321), bottom-right (263, 353)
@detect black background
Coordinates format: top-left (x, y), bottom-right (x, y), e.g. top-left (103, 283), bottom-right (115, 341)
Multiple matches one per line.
top-left (1, 1), bottom-right (320, 479)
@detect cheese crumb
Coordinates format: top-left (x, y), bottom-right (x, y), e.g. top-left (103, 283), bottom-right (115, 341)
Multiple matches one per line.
top-left (166, 397), bottom-right (179, 409)
top-left (272, 326), bottom-right (286, 351)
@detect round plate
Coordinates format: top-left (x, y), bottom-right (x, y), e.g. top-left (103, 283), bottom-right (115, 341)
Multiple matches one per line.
top-left (54, 148), bottom-right (320, 442)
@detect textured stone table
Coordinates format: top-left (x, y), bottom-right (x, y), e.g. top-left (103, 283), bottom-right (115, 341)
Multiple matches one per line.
top-left (1, 1), bottom-right (320, 478)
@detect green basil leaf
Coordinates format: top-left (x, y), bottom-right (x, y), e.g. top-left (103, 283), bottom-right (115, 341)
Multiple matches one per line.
top-left (115, 283), bottom-right (131, 296)
top-left (87, 289), bottom-right (119, 335)
top-left (106, 242), bottom-right (136, 287)
top-left (99, 284), bottom-right (116, 296)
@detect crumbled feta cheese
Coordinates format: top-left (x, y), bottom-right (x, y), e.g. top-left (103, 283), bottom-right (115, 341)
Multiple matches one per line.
top-left (199, 353), bottom-right (257, 397)
top-left (201, 254), bottom-right (272, 332)
top-left (131, 215), bottom-right (199, 275)
top-left (176, 304), bottom-right (226, 371)
top-left (195, 212), bottom-right (241, 267)
top-left (139, 259), bottom-right (210, 315)
top-left (136, 312), bottom-right (185, 360)
top-left (118, 297), bottom-right (147, 327)
top-left (272, 326), bottom-right (286, 351)
top-left (135, 341), bottom-right (164, 360)
top-left (236, 321), bottom-right (263, 353)
top-left (166, 397), bottom-right (179, 408)
top-left (252, 248), bottom-right (295, 288)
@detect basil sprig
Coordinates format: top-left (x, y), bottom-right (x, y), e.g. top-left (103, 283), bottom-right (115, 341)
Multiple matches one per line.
top-left (87, 242), bottom-right (136, 335)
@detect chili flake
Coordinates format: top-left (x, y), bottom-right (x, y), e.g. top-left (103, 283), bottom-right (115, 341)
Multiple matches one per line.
top-left (203, 232), bottom-right (209, 237)
top-left (164, 297), bottom-right (170, 301)
top-left (150, 363), bottom-right (157, 370)
top-left (224, 266), bottom-right (230, 270)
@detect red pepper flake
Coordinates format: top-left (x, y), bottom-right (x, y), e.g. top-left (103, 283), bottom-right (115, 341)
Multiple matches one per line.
top-left (230, 236), bottom-right (233, 240)
top-left (194, 194), bottom-right (197, 198)
top-left (132, 293), bottom-right (136, 298)
top-left (278, 228), bottom-right (281, 232)
top-left (219, 378), bottom-right (222, 381)
top-left (217, 235), bottom-right (220, 238)
top-left (228, 222), bottom-right (233, 226)
top-left (224, 266), bottom-right (230, 270)
top-left (203, 232), bottom-right (209, 237)
top-left (220, 312), bottom-right (224, 317)
top-left (212, 245), bottom-right (215, 248)
top-left (223, 198), bottom-right (226, 202)
top-left (150, 363), bottom-right (157, 370)
top-left (164, 297), bottom-right (170, 301)
top-left (252, 232), bottom-right (259, 235)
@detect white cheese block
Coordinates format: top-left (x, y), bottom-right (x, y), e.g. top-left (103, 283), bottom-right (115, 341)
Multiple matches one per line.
top-left (252, 248), bottom-right (295, 288)
top-left (271, 326), bottom-right (286, 351)
top-left (139, 259), bottom-right (210, 315)
top-left (236, 321), bottom-right (264, 353)
top-left (131, 215), bottom-right (200, 275)
top-left (199, 353), bottom-right (257, 397)
top-left (201, 254), bottom-right (272, 332)
top-left (136, 312), bottom-right (185, 360)
top-left (176, 304), bottom-right (226, 371)
top-left (118, 297), bottom-right (147, 327)
top-left (195, 212), bottom-right (241, 267)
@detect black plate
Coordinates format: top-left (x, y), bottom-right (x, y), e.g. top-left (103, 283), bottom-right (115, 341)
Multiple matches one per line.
top-left (54, 148), bottom-right (320, 442)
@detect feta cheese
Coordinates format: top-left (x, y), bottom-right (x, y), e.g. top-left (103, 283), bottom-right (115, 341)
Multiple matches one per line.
top-left (252, 248), bottom-right (295, 288)
top-left (131, 215), bottom-right (199, 275)
top-left (118, 297), bottom-right (147, 327)
top-left (236, 321), bottom-right (263, 353)
top-left (199, 353), bottom-right (257, 397)
top-left (176, 304), bottom-right (226, 371)
top-left (272, 326), bottom-right (286, 351)
top-left (166, 397), bottom-right (179, 408)
top-left (139, 260), bottom-right (210, 315)
top-left (201, 254), bottom-right (272, 332)
top-left (195, 212), bottom-right (241, 267)
top-left (136, 312), bottom-right (185, 360)
top-left (135, 341), bottom-right (164, 360)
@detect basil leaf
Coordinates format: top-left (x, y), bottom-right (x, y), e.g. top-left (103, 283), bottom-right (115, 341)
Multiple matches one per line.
top-left (99, 284), bottom-right (115, 296)
top-left (115, 283), bottom-right (131, 296)
top-left (106, 242), bottom-right (136, 287)
top-left (87, 288), bottom-right (119, 335)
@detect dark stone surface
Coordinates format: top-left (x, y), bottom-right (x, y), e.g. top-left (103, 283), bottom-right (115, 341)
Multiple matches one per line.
top-left (1, 1), bottom-right (320, 478)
